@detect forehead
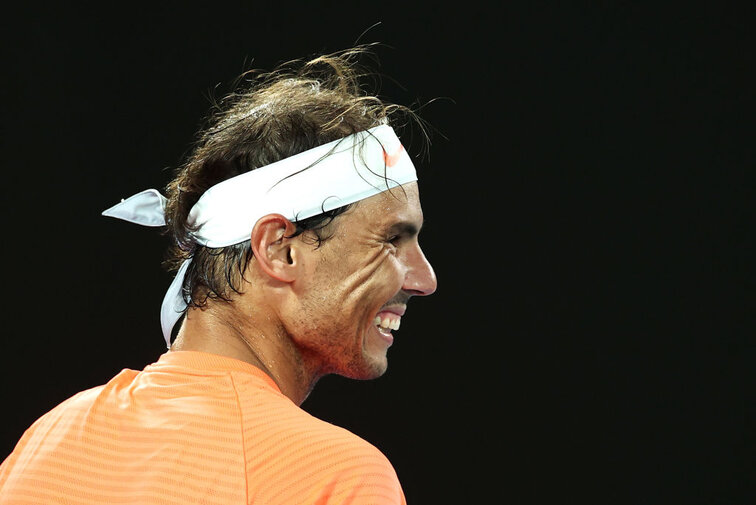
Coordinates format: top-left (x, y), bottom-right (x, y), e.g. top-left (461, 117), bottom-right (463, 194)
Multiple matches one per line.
top-left (343, 181), bottom-right (423, 230)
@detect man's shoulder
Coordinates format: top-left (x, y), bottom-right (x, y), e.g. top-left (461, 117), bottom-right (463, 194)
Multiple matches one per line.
top-left (236, 395), bottom-right (402, 503)
top-left (32, 367), bottom-right (137, 418)
top-left (231, 379), bottom-right (387, 460)
top-left (4, 368), bottom-right (137, 460)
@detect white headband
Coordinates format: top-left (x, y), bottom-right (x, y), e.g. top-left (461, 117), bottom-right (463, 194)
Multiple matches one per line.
top-left (102, 125), bottom-right (417, 347)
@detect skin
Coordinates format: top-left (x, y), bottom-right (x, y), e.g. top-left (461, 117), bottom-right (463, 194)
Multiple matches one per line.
top-left (171, 182), bottom-right (437, 405)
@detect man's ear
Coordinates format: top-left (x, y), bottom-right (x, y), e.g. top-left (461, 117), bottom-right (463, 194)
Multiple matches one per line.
top-left (250, 214), bottom-right (300, 283)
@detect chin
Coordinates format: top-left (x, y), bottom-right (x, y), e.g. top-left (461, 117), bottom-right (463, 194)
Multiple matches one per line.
top-left (339, 355), bottom-right (388, 381)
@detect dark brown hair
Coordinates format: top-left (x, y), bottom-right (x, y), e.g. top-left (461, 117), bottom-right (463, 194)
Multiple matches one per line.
top-left (162, 45), bottom-right (426, 311)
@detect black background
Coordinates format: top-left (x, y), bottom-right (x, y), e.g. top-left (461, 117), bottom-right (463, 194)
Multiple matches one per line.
top-left (1, 3), bottom-right (751, 504)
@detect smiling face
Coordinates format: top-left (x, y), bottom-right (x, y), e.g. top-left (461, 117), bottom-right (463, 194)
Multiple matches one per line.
top-left (287, 181), bottom-right (437, 380)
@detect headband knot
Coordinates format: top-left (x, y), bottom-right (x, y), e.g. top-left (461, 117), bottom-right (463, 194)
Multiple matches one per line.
top-left (101, 189), bottom-right (167, 227)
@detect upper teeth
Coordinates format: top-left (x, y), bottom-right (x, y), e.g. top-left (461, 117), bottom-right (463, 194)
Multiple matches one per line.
top-left (374, 316), bottom-right (401, 331)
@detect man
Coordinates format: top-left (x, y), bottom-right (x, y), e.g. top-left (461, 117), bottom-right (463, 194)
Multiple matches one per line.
top-left (0, 46), bottom-right (436, 504)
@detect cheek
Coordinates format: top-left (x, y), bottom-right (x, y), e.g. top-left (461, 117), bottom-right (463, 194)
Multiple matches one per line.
top-left (342, 247), bottom-right (401, 298)
top-left (312, 246), bottom-right (399, 318)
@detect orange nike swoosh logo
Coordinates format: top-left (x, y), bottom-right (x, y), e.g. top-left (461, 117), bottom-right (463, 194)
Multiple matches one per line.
top-left (383, 145), bottom-right (405, 167)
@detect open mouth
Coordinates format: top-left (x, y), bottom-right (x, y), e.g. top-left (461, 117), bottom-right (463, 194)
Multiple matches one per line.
top-left (374, 313), bottom-right (401, 333)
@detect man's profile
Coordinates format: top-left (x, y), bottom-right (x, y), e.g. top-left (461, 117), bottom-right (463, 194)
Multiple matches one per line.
top-left (0, 45), bottom-right (437, 504)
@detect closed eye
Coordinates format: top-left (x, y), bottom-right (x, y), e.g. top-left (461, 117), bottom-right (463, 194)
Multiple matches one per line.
top-left (387, 221), bottom-right (422, 242)
top-left (384, 220), bottom-right (423, 249)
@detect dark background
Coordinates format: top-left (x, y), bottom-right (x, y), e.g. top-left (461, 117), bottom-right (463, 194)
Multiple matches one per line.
top-left (1, 3), bottom-right (751, 504)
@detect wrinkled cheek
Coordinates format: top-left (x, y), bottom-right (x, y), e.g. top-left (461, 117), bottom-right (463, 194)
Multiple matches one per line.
top-left (341, 250), bottom-right (398, 303)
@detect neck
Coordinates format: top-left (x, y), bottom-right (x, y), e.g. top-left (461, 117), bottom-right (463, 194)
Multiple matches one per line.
top-left (170, 303), bottom-right (318, 405)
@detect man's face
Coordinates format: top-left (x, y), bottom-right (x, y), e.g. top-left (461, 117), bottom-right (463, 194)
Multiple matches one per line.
top-left (289, 181), bottom-right (436, 379)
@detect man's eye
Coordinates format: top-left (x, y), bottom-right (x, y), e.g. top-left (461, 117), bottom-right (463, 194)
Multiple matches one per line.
top-left (388, 235), bottom-right (400, 245)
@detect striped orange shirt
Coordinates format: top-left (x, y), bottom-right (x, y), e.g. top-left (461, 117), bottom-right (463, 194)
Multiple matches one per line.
top-left (0, 351), bottom-right (406, 504)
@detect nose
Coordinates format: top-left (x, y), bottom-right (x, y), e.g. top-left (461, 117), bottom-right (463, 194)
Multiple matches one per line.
top-left (403, 244), bottom-right (437, 296)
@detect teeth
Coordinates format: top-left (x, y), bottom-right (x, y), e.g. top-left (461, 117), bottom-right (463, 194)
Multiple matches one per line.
top-left (374, 315), bottom-right (401, 331)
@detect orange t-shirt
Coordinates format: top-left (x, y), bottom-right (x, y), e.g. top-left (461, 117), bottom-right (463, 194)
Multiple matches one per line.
top-left (0, 351), bottom-right (406, 504)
